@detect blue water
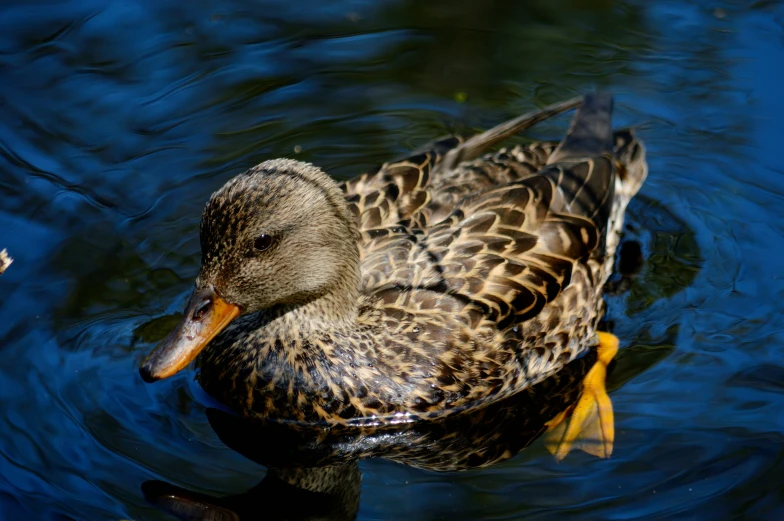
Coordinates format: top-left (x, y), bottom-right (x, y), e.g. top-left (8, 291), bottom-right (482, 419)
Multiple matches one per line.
top-left (1, 1), bottom-right (783, 519)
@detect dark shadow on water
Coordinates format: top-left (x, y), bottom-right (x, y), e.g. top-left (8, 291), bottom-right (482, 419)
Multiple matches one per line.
top-left (143, 464), bottom-right (361, 521)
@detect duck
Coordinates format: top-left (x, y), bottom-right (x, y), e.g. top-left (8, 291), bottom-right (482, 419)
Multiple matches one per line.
top-left (140, 93), bottom-right (647, 457)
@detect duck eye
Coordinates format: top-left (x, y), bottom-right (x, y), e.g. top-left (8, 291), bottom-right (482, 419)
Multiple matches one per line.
top-left (254, 234), bottom-right (273, 252)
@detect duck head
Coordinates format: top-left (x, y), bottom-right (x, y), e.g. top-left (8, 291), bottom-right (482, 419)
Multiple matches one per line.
top-left (140, 159), bottom-right (360, 382)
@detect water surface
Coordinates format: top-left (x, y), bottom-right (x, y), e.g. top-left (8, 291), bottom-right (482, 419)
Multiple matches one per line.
top-left (1, 0), bottom-right (783, 519)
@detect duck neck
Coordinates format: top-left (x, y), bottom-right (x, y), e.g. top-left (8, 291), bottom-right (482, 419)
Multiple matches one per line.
top-left (262, 262), bottom-right (361, 339)
top-left (273, 290), bottom-right (359, 337)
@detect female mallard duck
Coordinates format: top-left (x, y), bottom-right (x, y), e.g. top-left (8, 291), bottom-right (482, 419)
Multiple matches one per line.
top-left (140, 94), bottom-right (647, 455)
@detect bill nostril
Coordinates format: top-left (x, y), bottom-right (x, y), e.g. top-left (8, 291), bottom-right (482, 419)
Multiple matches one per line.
top-left (192, 298), bottom-right (213, 321)
top-left (139, 363), bottom-right (157, 383)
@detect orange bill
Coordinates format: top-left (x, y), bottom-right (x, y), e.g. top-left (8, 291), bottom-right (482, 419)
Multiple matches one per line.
top-left (139, 286), bottom-right (241, 382)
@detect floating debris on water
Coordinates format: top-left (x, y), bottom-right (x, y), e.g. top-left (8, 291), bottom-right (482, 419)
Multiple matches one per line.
top-left (0, 249), bottom-right (12, 275)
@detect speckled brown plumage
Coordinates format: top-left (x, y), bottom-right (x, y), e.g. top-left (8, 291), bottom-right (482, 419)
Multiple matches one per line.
top-left (205, 346), bottom-right (602, 471)
top-left (149, 94), bottom-right (647, 425)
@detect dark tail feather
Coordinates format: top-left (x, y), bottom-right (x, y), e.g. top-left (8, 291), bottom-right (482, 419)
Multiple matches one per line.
top-left (434, 96), bottom-right (583, 174)
top-left (548, 92), bottom-right (614, 164)
top-left (540, 93), bottom-right (617, 239)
